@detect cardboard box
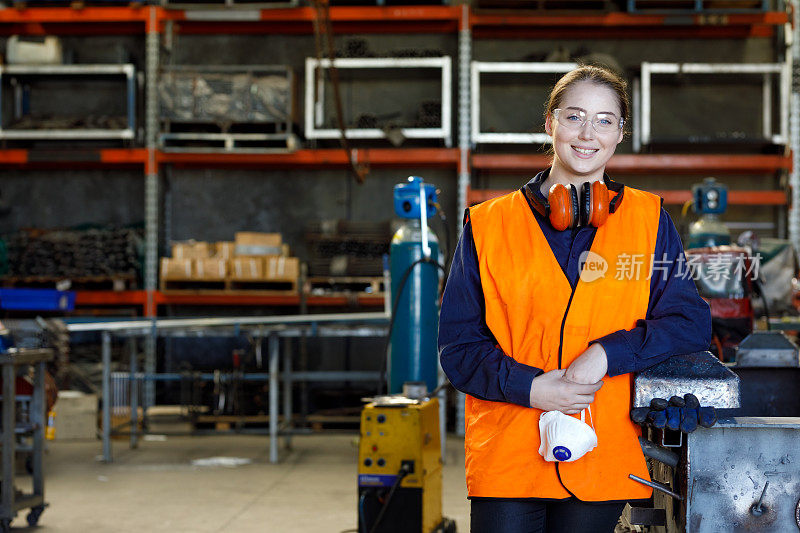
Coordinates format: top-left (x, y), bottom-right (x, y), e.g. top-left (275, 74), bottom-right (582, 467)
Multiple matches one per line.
top-left (265, 256), bottom-right (299, 281)
top-left (229, 257), bottom-right (265, 280)
top-left (193, 258), bottom-right (227, 280)
top-left (110, 407), bottom-right (143, 440)
top-left (234, 232), bottom-right (283, 256)
top-left (160, 258), bottom-right (193, 280)
top-left (53, 390), bottom-right (97, 440)
top-left (235, 232), bottom-right (282, 247)
top-left (214, 242), bottom-right (236, 260)
top-left (172, 241), bottom-right (212, 260)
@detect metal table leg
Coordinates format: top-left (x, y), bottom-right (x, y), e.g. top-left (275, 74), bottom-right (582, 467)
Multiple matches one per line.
top-left (283, 337), bottom-right (292, 450)
top-left (102, 331), bottom-right (112, 462)
top-left (255, 329), bottom-right (263, 369)
top-left (2, 362), bottom-right (15, 521)
top-left (456, 391), bottom-right (466, 437)
top-left (269, 333), bottom-right (279, 464)
top-left (32, 361), bottom-right (45, 501)
top-left (129, 337), bottom-right (138, 450)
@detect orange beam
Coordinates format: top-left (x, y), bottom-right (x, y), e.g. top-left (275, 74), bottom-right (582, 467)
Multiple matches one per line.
top-left (609, 154), bottom-right (792, 174)
top-left (99, 148), bottom-right (148, 165)
top-left (357, 148), bottom-right (459, 167)
top-left (158, 149), bottom-right (349, 167)
top-left (74, 290), bottom-right (147, 306)
top-left (656, 189), bottom-right (787, 206)
top-left (0, 6), bottom-right (776, 27)
top-left (0, 148), bottom-right (148, 168)
top-left (471, 153), bottom-right (792, 174)
top-left (0, 5), bottom-right (158, 35)
top-left (0, 148), bottom-right (459, 169)
top-left (157, 292), bottom-right (301, 306)
top-left (0, 6), bottom-right (782, 37)
top-left (159, 148), bottom-right (459, 168)
top-left (0, 150), bottom-right (28, 165)
top-left (471, 11), bottom-right (785, 38)
top-left (164, 6), bottom-right (460, 34)
top-left (0, 6), bottom-right (152, 23)
top-left (301, 6), bottom-right (460, 22)
top-left (470, 11), bottom-right (786, 27)
top-left (0, 149), bottom-right (785, 176)
top-left (161, 5), bottom-right (459, 23)
top-left (467, 187), bottom-right (787, 206)
top-left (471, 154), bottom-right (550, 173)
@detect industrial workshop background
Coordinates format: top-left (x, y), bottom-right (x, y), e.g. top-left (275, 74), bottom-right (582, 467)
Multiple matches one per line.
top-left (0, 2), bottom-right (792, 418)
top-left (0, 1), bottom-right (799, 531)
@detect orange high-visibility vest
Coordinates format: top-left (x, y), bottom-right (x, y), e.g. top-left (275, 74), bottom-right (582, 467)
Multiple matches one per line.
top-left (466, 185), bottom-right (661, 501)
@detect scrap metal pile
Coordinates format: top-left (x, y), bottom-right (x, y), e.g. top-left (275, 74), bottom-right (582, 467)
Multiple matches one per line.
top-left (305, 219), bottom-right (392, 277)
top-left (159, 71), bottom-right (292, 127)
top-left (3, 226), bottom-right (143, 282)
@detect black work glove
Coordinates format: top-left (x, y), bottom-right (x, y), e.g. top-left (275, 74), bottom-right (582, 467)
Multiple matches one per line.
top-left (630, 394), bottom-right (717, 433)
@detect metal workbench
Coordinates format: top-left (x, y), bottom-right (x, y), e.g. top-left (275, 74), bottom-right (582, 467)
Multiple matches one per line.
top-left (0, 348), bottom-right (52, 532)
top-left (65, 312), bottom-right (390, 464)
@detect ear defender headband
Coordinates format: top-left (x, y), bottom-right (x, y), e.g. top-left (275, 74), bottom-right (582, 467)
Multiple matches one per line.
top-left (525, 178), bottom-right (624, 231)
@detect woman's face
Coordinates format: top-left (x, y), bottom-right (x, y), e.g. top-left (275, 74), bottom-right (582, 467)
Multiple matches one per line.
top-left (545, 80), bottom-right (624, 182)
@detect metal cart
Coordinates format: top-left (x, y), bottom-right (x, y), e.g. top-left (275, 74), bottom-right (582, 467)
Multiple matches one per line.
top-left (0, 348), bottom-right (52, 532)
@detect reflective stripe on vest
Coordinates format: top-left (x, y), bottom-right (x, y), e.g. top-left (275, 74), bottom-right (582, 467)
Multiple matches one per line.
top-left (467, 186), bottom-right (661, 501)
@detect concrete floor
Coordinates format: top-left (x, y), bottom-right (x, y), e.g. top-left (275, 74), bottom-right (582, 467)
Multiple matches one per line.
top-left (8, 432), bottom-right (470, 532)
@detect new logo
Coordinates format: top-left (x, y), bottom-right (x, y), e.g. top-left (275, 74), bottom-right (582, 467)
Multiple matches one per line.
top-left (579, 251), bottom-right (607, 283)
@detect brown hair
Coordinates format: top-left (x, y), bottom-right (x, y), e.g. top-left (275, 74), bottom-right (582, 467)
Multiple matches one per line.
top-left (545, 64), bottom-right (629, 127)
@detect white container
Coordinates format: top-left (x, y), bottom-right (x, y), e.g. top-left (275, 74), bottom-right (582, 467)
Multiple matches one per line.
top-left (53, 390), bottom-right (97, 440)
top-left (6, 36), bottom-right (63, 65)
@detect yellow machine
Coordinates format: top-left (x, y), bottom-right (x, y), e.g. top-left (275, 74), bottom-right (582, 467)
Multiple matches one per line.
top-left (357, 397), bottom-right (455, 533)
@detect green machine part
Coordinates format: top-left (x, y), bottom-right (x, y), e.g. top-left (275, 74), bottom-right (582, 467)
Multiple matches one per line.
top-left (357, 398), bottom-right (445, 533)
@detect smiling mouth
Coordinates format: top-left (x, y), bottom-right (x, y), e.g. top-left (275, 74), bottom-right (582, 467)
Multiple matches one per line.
top-left (572, 146), bottom-right (599, 155)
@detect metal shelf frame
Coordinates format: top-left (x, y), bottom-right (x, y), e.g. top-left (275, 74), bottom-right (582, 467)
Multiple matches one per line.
top-left (636, 61), bottom-right (791, 150)
top-left (158, 64), bottom-right (298, 153)
top-left (0, 6), bottom-right (787, 307)
top-left (304, 56), bottom-right (453, 147)
top-left (470, 61), bottom-right (576, 145)
top-left (0, 7), bottom-right (794, 445)
top-left (0, 63), bottom-right (136, 141)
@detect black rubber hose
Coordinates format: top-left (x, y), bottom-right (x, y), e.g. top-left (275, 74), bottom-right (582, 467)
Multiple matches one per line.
top-left (368, 464), bottom-right (411, 533)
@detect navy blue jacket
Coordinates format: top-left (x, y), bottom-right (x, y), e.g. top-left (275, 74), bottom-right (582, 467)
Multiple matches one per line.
top-left (438, 174), bottom-right (712, 407)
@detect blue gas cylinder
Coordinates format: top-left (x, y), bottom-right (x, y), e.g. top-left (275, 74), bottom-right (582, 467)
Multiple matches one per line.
top-left (389, 177), bottom-right (440, 394)
top-left (687, 177), bottom-right (731, 249)
top-left (687, 215), bottom-right (731, 249)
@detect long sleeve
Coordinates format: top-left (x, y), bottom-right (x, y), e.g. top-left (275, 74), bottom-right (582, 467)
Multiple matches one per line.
top-left (438, 220), bottom-right (543, 407)
top-left (595, 209), bottom-right (712, 376)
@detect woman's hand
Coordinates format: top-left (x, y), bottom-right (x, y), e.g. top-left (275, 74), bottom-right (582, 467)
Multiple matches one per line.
top-left (529, 369), bottom-right (603, 414)
top-left (564, 343), bottom-right (608, 385)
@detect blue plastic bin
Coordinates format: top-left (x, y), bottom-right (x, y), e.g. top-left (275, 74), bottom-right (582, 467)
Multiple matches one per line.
top-left (0, 288), bottom-right (76, 311)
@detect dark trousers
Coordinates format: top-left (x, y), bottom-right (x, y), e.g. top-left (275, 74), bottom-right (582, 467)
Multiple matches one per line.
top-left (470, 497), bottom-right (626, 533)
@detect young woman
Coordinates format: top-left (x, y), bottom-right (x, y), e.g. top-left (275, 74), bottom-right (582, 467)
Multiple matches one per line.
top-left (438, 65), bottom-right (711, 532)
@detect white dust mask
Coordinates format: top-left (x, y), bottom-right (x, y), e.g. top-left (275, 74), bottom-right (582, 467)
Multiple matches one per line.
top-left (538, 407), bottom-right (597, 462)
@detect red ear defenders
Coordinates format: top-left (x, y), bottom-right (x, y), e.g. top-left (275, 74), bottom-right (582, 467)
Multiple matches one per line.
top-left (526, 180), bottom-right (622, 231)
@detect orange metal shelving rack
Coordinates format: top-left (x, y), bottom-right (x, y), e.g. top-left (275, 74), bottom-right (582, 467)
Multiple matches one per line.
top-left (0, 4), bottom-right (790, 313)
